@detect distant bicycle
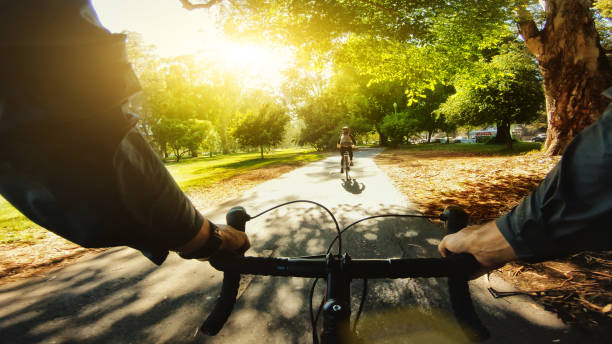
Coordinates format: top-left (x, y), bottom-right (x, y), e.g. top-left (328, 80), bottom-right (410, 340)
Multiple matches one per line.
top-left (341, 150), bottom-right (351, 180)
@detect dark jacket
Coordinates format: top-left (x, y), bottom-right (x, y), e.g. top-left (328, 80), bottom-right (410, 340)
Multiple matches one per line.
top-left (496, 88), bottom-right (612, 258)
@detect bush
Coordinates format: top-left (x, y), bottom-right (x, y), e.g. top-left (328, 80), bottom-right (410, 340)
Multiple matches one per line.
top-left (380, 112), bottom-right (419, 147)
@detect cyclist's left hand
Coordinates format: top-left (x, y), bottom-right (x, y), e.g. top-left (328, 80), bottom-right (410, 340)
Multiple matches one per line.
top-left (216, 224), bottom-right (250, 255)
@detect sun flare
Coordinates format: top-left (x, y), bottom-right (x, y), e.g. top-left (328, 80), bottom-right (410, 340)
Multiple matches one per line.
top-left (218, 42), bottom-right (293, 89)
top-left (92, 0), bottom-right (293, 91)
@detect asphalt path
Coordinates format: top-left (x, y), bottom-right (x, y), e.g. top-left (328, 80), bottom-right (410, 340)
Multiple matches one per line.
top-left (0, 148), bottom-right (600, 343)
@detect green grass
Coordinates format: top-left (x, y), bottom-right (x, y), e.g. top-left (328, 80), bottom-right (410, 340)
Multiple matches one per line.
top-left (0, 148), bottom-right (325, 245)
top-left (391, 142), bottom-right (543, 155)
top-left (166, 148), bottom-right (325, 189)
top-left (0, 200), bottom-right (49, 245)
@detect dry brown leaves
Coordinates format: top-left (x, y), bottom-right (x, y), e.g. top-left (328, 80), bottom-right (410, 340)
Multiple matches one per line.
top-left (375, 149), bottom-right (559, 221)
top-left (0, 162), bottom-right (307, 285)
top-left (0, 233), bottom-right (105, 285)
top-left (375, 149), bottom-right (611, 334)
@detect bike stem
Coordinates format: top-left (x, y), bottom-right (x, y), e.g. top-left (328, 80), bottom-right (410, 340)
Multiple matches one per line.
top-left (321, 253), bottom-right (354, 344)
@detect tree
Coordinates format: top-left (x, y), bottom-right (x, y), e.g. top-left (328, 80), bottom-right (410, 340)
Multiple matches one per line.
top-left (295, 95), bottom-right (344, 151)
top-left (404, 83), bottom-right (455, 142)
top-left (230, 103), bottom-right (290, 159)
top-left (380, 112), bottom-right (420, 147)
top-left (151, 117), bottom-right (191, 162)
top-left (516, 0), bottom-right (611, 154)
top-left (183, 119), bottom-right (216, 157)
top-left (439, 48), bottom-right (545, 149)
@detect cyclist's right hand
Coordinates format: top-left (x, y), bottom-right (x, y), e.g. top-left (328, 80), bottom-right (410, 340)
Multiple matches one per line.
top-left (438, 220), bottom-right (517, 272)
top-left (216, 224), bottom-right (250, 256)
top-left (336, 144), bottom-right (340, 149)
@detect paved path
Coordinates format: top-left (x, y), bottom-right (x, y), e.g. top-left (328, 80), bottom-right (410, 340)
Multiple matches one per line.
top-left (0, 149), bottom-right (599, 343)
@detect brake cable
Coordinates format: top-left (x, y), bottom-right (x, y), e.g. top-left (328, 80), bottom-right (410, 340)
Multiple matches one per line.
top-left (248, 201), bottom-right (444, 342)
top-left (249, 200), bottom-right (343, 254)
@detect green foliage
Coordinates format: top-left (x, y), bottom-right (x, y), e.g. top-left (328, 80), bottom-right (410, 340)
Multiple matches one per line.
top-left (295, 94), bottom-right (345, 150)
top-left (380, 112), bottom-right (420, 147)
top-left (224, 1), bottom-right (514, 47)
top-left (230, 103), bottom-right (290, 159)
top-left (403, 83), bottom-right (456, 141)
top-left (149, 117), bottom-right (217, 162)
top-left (595, 0), bottom-right (612, 18)
top-left (438, 46), bottom-right (544, 148)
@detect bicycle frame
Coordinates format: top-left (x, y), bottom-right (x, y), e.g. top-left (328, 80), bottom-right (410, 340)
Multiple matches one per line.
top-left (342, 152), bottom-right (351, 180)
top-left (342, 150), bottom-right (350, 180)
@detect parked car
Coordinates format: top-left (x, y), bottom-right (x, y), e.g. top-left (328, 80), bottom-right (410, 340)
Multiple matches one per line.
top-left (531, 133), bottom-right (546, 142)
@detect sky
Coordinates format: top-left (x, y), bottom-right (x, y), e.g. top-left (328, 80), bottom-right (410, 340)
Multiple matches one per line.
top-left (91, 0), bottom-right (293, 89)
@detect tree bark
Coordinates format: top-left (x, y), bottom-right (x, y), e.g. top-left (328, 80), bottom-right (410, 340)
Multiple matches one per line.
top-left (518, 0), bottom-right (611, 155)
top-left (493, 121), bottom-right (513, 150)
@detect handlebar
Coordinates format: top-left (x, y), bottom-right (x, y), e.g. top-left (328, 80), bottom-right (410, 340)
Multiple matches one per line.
top-left (210, 255), bottom-right (481, 279)
top-left (199, 205), bottom-right (490, 342)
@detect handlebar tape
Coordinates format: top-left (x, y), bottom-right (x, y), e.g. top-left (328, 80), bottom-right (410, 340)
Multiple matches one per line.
top-left (200, 207), bottom-right (251, 336)
top-left (443, 206), bottom-right (490, 342)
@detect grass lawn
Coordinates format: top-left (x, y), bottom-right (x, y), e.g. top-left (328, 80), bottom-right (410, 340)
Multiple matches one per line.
top-left (393, 142), bottom-right (543, 155)
top-left (167, 148), bottom-right (324, 189)
top-left (0, 147), bottom-right (325, 245)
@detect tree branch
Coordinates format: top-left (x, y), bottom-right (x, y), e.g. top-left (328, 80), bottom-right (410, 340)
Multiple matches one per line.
top-left (178, 0), bottom-right (220, 10)
top-left (515, 7), bottom-right (543, 58)
top-left (517, 19), bottom-right (540, 41)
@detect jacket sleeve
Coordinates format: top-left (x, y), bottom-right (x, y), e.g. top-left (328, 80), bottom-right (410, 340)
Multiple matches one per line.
top-left (496, 94), bottom-right (612, 258)
top-left (0, 1), bottom-right (201, 265)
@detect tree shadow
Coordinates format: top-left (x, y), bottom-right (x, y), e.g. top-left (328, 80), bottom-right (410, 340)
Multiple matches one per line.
top-left (0, 203), bottom-right (601, 343)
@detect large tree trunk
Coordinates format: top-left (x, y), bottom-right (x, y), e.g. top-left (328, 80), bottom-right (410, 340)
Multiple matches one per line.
top-left (493, 120), bottom-right (512, 150)
top-left (518, 0), bottom-right (611, 155)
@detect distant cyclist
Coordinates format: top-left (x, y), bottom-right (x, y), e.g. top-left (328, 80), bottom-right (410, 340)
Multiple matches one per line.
top-left (336, 126), bottom-right (356, 173)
